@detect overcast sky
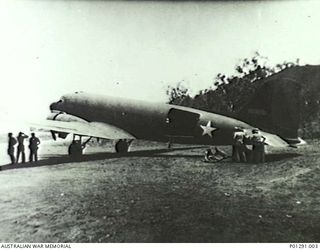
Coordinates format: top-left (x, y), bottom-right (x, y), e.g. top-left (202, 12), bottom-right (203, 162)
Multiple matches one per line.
top-left (0, 0), bottom-right (320, 121)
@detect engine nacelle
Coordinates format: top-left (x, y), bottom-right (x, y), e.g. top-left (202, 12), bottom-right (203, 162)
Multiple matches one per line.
top-left (47, 112), bottom-right (88, 139)
top-left (47, 112), bottom-right (88, 123)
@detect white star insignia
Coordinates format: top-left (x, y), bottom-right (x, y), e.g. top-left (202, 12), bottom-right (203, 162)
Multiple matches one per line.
top-left (200, 121), bottom-right (217, 137)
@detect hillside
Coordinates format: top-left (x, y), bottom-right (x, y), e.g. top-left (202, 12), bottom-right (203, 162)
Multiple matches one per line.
top-left (170, 65), bottom-right (320, 138)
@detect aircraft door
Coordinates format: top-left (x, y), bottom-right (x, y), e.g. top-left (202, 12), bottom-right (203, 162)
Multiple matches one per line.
top-left (166, 108), bottom-right (200, 136)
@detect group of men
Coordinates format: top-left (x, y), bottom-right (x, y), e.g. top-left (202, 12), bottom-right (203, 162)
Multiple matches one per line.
top-left (204, 127), bottom-right (266, 164)
top-left (232, 127), bottom-right (266, 163)
top-left (7, 132), bottom-right (41, 164)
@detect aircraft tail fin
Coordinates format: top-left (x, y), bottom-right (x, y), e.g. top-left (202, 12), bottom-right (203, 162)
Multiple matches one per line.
top-left (237, 78), bottom-right (301, 141)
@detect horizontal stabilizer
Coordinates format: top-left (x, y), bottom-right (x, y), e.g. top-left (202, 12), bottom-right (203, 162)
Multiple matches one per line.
top-left (259, 131), bottom-right (289, 147)
top-left (243, 129), bottom-right (289, 148)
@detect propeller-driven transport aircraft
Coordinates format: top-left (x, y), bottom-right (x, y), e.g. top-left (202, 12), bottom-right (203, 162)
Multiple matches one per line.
top-left (35, 92), bottom-right (304, 155)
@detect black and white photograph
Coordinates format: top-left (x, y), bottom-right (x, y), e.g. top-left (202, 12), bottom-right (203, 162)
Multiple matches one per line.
top-left (0, 0), bottom-right (320, 245)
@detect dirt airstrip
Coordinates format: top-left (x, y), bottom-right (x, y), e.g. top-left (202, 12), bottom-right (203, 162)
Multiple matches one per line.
top-left (0, 138), bottom-right (319, 242)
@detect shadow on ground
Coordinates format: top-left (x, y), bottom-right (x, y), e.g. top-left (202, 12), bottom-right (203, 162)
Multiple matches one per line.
top-left (265, 153), bottom-right (301, 162)
top-left (0, 146), bottom-right (205, 171)
top-left (0, 145), bottom-right (301, 171)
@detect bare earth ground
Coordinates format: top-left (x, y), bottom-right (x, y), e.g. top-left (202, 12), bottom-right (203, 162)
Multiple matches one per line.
top-left (0, 137), bottom-right (320, 243)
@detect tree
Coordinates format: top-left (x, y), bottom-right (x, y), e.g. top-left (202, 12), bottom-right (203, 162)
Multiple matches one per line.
top-left (166, 52), bottom-right (298, 116)
top-left (166, 82), bottom-right (191, 104)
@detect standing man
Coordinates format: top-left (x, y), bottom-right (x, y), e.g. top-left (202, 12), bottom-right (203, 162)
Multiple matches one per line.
top-left (232, 127), bottom-right (247, 163)
top-left (16, 132), bottom-right (28, 163)
top-left (7, 133), bottom-right (17, 164)
top-left (251, 128), bottom-right (266, 163)
top-left (29, 133), bottom-right (41, 162)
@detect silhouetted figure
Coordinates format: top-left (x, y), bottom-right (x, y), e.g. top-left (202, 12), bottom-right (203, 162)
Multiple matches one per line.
top-left (29, 133), bottom-right (40, 162)
top-left (250, 128), bottom-right (266, 163)
top-left (7, 133), bottom-right (17, 164)
top-left (16, 132), bottom-right (28, 163)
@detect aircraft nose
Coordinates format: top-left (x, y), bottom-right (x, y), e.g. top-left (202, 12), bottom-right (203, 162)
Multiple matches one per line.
top-left (50, 101), bottom-right (58, 111)
top-left (49, 102), bottom-right (55, 111)
top-left (50, 99), bottom-right (64, 111)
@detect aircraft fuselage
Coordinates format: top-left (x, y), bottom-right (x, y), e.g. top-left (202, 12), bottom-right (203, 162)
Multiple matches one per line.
top-left (49, 92), bottom-right (253, 145)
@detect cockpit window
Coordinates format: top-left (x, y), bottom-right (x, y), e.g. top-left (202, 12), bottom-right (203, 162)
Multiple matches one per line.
top-left (58, 96), bottom-right (66, 103)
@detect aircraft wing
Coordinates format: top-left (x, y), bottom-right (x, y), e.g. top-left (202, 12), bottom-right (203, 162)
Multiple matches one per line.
top-left (31, 120), bottom-right (136, 140)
